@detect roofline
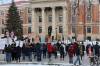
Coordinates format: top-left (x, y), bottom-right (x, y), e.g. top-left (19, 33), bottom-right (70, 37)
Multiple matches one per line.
top-left (0, 1), bottom-right (29, 6)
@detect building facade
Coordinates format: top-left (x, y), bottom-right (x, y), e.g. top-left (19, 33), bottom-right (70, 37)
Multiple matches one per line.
top-left (70, 0), bottom-right (100, 41)
top-left (0, 0), bottom-right (100, 41)
top-left (30, 0), bottom-right (100, 41)
top-left (30, 0), bottom-right (68, 41)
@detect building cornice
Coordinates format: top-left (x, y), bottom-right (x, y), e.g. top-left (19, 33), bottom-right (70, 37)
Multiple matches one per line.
top-left (30, 0), bottom-right (65, 3)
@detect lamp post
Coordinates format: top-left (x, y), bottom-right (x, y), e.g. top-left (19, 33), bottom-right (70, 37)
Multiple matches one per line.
top-left (55, 27), bottom-right (57, 41)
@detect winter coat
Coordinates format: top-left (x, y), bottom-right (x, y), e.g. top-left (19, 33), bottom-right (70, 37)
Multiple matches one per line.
top-left (47, 43), bottom-right (53, 53)
top-left (52, 45), bottom-right (57, 53)
top-left (73, 42), bottom-right (78, 55)
top-left (36, 43), bottom-right (41, 53)
top-left (94, 44), bottom-right (100, 55)
top-left (43, 44), bottom-right (47, 52)
top-left (59, 45), bottom-right (64, 54)
top-left (68, 45), bottom-right (74, 57)
top-left (75, 45), bottom-right (80, 56)
top-left (4, 46), bottom-right (11, 53)
top-left (80, 45), bottom-right (85, 56)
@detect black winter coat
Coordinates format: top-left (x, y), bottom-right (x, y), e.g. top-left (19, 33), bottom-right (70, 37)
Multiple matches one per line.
top-left (75, 46), bottom-right (80, 56)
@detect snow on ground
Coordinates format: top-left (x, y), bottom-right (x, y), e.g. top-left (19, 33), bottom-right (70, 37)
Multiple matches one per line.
top-left (0, 64), bottom-right (73, 66)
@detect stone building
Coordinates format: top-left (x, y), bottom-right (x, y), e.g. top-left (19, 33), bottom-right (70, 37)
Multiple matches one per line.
top-left (30, 0), bottom-right (100, 41)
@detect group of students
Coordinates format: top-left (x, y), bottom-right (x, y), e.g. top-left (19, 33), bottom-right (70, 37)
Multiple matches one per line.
top-left (3, 40), bottom-right (100, 65)
top-left (3, 41), bottom-right (67, 62)
top-left (67, 41), bottom-right (100, 65)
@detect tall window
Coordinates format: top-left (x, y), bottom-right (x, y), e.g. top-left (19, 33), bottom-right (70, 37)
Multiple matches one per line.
top-left (2, 19), bottom-right (4, 24)
top-left (72, 26), bottom-right (75, 33)
top-left (59, 15), bottom-right (63, 22)
top-left (0, 11), bottom-right (4, 15)
top-left (48, 15), bottom-right (52, 22)
top-left (59, 26), bottom-right (63, 33)
top-left (28, 16), bottom-right (32, 23)
top-left (28, 27), bottom-right (32, 33)
top-left (87, 26), bottom-right (91, 33)
top-left (28, 8), bottom-right (32, 13)
top-left (2, 28), bottom-right (5, 34)
top-left (39, 26), bottom-right (42, 33)
top-left (87, 5), bottom-right (91, 22)
top-left (39, 16), bottom-right (42, 22)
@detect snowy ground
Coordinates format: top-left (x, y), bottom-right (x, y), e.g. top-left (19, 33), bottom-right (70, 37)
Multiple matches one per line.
top-left (0, 64), bottom-right (73, 66)
top-left (0, 64), bottom-right (91, 66)
top-left (0, 52), bottom-right (92, 66)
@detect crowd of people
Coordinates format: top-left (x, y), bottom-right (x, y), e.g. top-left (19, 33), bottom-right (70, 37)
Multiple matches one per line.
top-left (3, 40), bottom-right (100, 65)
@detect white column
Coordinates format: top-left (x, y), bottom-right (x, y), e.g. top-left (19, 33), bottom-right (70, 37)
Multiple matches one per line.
top-left (42, 7), bottom-right (46, 36)
top-left (32, 8), bottom-right (36, 37)
top-left (52, 7), bottom-right (56, 39)
top-left (63, 6), bottom-right (68, 40)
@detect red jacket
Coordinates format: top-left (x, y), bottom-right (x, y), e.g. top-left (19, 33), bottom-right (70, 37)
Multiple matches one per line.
top-left (68, 45), bottom-right (74, 57)
top-left (47, 43), bottom-right (53, 53)
top-left (73, 42), bottom-right (78, 54)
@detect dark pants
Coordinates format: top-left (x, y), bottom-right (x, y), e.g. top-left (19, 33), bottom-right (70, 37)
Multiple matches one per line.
top-left (69, 56), bottom-right (73, 64)
top-left (16, 54), bottom-right (21, 62)
top-left (60, 52), bottom-right (64, 60)
top-left (28, 52), bottom-right (32, 61)
top-left (43, 51), bottom-right (46, 58)
top-left (12, 52), bottom-right (17, 61)
top-left (54, 52), bottom-right (57, 59)
top-left (22, 53), bottom-right (25, 60)
top-left (37, 52), bottom-right (41, 61)
top-left (48, 52), bottom-right (52, 61)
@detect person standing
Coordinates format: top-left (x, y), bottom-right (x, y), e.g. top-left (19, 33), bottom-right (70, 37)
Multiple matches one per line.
top-left (4, 44), bottom-right (12, 63)
top-left (47, 42), bottom-right (53, 61)
top-left (74, 43), bottom-right (82, 65)
top-left (22, 44), bottom-right (26, 61)
top-left (68, 44), bottom-right (74, 64)
top-left (94, 42), bottom-right (100, 57)
top-left (11, 43), bottom-right (17, 61)
top-left (59, 44), bottom-right (65, 61)
top-left (42, 43), bottom-right (47, 59)
top-left (16, 45), bottom-right (21, 62)
top-left (36, 43), bottom-right (42, 61)
top-left (80, 42), bottom-right (85, 60)
top-left (53, 44), bottom-right (58, 59)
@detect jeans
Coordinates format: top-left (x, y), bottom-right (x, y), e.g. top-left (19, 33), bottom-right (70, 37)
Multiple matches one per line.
top-left (6, 52), bottom-right (11, 62)
top-left (69, 57), bottom-right (73, 64)
top-left (74, 55), bottom-right (81, 65)
top-left (28, 52), bottom-right (32, 61)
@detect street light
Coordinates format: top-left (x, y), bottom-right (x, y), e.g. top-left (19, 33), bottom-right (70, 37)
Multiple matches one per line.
top-left (55, 27), bottom-right (57, 41)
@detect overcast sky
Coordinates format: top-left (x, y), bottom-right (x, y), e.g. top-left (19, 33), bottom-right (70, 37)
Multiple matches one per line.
top-left (0, 0), bottom-right (28, 4)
